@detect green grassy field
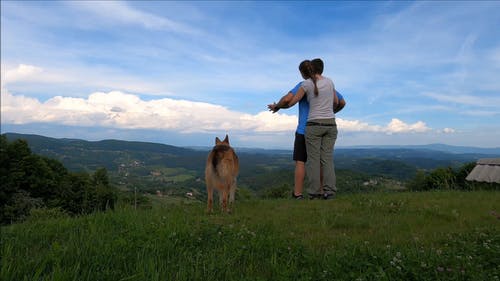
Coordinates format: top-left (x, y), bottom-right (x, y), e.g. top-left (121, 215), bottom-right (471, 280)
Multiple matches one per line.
top-left (1, 191), bottom-right (499, 281)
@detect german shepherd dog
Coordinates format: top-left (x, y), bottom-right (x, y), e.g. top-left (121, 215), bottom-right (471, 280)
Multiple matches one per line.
top-left (205, 135), bottom-right (239, 213)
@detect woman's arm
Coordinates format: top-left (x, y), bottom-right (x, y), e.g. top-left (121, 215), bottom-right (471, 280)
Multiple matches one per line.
top-left (287, 86), bottom-right (306, 107)
top-left (268, 92), bottom-right (294, 113)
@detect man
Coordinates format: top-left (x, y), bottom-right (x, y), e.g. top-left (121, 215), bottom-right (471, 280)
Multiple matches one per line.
top-left (268, 60), bottom-right (345, 199)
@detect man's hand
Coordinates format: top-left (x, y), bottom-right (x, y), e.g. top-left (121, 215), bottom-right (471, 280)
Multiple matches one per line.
top-left (267, 102), bottom-right (280, 113)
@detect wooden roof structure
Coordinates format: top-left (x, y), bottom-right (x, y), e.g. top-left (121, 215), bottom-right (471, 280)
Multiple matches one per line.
top-left (465, 158), bottom-right (500, 183)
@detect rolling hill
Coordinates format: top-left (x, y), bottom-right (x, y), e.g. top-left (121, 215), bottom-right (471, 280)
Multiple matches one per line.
top-left (4, 132), bottom-right (498, 195)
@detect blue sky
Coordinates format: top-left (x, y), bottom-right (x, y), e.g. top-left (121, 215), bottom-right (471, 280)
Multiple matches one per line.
top-left (1, 1), bottom-right (500, 149)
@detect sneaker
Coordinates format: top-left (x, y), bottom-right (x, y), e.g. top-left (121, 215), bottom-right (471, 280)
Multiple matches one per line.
top-left (308, 193), bottom-right (323, 200)
top-left (292, 192), bottom-right (304, 200)
top-left (323, 192), bottom-right (336, 200)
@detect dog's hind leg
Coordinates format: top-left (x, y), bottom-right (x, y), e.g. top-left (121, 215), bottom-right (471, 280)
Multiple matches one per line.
top-left (206, 184), bottom-right (213, 213)
top-left (220, 188), bottom-right (229, 213)
top-left (228, 179), bottom-right (236, 213)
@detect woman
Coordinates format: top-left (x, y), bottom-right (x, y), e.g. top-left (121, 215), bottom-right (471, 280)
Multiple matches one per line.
top-left (288, 59), bottom-right (338, 199)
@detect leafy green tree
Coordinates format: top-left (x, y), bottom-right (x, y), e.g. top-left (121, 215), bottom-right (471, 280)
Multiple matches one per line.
top-left (2, 190), bottom-right (43, 224)
top-left (454, 162), bottom-right (476, 190)
top-left (56, 173), bottom-right (90, 214)
top-left (407, 170), bottom-right (428, 191)
top-left (1, 136), bottom-right (117, 224)
top-left (427, 167), bottom-right (456, 190)
top-left (92, 168), bottom-right (117, 211)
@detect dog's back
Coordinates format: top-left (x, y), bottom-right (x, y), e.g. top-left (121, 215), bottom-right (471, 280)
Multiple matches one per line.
top-left (207, 144), bottom-right (239, 183)
top-left (205, 135), bottom-right (239, 213)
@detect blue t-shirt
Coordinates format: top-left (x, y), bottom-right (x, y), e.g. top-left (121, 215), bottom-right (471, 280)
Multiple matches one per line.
top-left (290, 82), bottom-right (344, 135)
top-left (290, 82), bottom-right (309, 134)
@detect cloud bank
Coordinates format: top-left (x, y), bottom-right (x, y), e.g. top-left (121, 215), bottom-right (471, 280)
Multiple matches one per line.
top-left (2, 70), bottom-right (437, 136)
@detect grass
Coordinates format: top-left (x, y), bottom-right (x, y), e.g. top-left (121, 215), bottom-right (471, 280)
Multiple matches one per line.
top-left (1, 191), bottom-right (499, 280)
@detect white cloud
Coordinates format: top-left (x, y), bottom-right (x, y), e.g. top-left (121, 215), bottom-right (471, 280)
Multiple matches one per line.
top-left (1, 63), bottom-right (168, 96)
top-left (385, 119), bottom-right (430, 134)
top-left (337, 118), bottom-right (431, 134)
top-left (68, 1), bottom-right (198, 34)
top-left (336, 119), bottom-right (382, 132)
top-left (0, 90), bottom-right (291, 133)
top-left (423, 92), bottom-right (500, 108)
top-left (1, 90), bottom-right (435, 136)
top-left (2, 64), bottom-right (43, 84)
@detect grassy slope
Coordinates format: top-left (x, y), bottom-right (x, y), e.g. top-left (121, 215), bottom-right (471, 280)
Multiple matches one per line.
top-left (2, 191), bottom-right (499, 281)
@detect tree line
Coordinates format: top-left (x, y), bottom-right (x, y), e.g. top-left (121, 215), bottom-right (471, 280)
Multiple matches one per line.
top-left (407, 162), bottom-right (499, 191)
top-left (1, 136), bottom-right (117, 225)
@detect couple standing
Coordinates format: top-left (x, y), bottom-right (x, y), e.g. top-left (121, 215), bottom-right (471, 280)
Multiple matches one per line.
top-left (268, 58), bottom-right (345, 200)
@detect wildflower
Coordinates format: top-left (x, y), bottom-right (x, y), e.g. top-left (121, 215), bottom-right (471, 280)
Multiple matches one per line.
top-left (437, 266), bottom-right (444, 272)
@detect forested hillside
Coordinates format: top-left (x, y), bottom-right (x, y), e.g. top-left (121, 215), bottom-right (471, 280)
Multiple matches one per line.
top-left (3, 133), bottom-right (498, 199)
top-left (2, 133), bottom-right (498, 224)
top-left (0, 136), bottom-right (117, 224)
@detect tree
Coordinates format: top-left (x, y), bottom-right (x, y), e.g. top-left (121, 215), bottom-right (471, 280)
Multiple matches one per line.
top-left (427, 167), bottom-right (456, 190)
top-left (1, 136), bottom-right (117, 224)
top-left (92, 168), bottom-right (117, 211)
top-left (407, 170), bottom-right (428, 191)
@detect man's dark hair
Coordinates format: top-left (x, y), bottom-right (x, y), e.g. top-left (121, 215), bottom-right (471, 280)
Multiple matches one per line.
top-left (311, 58), bottom-right (324, 75)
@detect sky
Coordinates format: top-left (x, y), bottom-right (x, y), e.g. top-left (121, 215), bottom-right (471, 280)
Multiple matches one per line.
top-left (1, 1), bottom-right (500, 149)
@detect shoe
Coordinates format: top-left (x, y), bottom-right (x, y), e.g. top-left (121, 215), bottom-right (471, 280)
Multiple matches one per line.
top-left (323, 192), bottom-right (336, 200)
top-left (308, 193), bottom-right (323, 200)
top-left (292, 192), bottom-right (304, 200)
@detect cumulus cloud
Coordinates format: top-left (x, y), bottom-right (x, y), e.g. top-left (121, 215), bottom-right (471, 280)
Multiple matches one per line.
top-left (1, 90), bottom-right (435, 136)
top-left (2, 64), bottom-right (43, 84)
top-left (1, 64), bottom-right (73, 89)
top-left (385, 118), bottom-right (430, 134)
top-left (0, 90), bottom-right (292, 133)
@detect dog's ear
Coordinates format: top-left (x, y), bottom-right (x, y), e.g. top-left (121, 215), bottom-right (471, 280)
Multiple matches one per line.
top-left (215, 137), bottom-right (222, 145)
top-left (223, 134), bottom-right (229, 145)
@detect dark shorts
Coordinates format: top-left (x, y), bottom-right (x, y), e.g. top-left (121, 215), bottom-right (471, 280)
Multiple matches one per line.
top-left (293, 132), bottom-right (307, 162)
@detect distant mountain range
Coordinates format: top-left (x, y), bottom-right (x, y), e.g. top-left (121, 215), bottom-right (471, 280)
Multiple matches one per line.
top-left (343, 144), bottom-right (500, 155)
top-left (3, 132), bottom-right (499, 191)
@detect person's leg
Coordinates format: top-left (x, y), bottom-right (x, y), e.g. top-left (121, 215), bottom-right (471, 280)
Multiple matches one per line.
top-left (320, 123), bottom-right (338, 196)
top-left (292, 133), bottom-right (307, 198)
top-left (320, 164), bottom-right (324, 194)
top-left (294, 161), bottom-right (305, 197)
top-left (305, 125), bottom-right (322, 197)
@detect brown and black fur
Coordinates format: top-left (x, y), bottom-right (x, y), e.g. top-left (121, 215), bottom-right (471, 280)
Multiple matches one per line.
top-left (205, 135), bottom-right (239, 213)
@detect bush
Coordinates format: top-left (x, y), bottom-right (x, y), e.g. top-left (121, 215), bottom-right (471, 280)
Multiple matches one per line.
top-left (27, 207), bottom-right (69, 222)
